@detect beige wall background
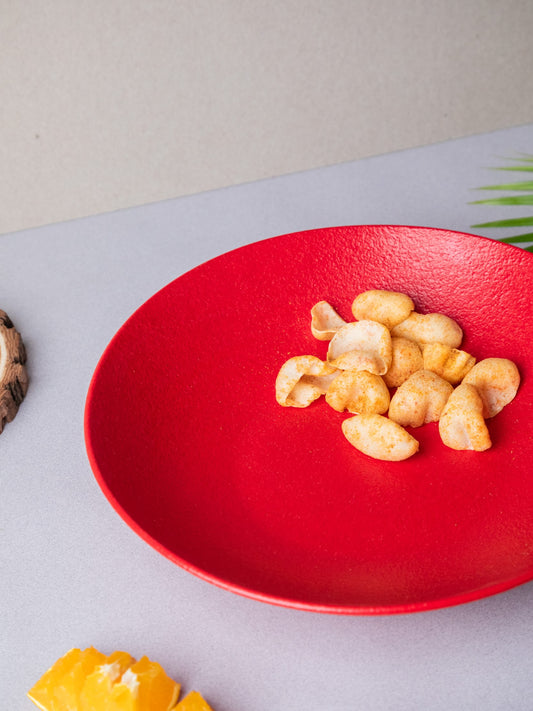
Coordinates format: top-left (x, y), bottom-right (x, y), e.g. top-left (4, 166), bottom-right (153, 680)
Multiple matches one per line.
top-left (1, 0), bottom-right (532, 235)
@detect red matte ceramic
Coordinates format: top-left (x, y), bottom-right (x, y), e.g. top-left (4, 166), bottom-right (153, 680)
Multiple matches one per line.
top-left (84, 225), bottom-right (533, 614)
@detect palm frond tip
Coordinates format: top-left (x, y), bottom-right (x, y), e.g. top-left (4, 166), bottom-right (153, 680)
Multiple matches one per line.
top-left (471, 154), bottom-right (533, 249)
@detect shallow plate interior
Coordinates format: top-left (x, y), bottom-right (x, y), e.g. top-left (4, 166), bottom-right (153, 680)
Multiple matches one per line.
top-left (85, 225), bottom-right (533, 614)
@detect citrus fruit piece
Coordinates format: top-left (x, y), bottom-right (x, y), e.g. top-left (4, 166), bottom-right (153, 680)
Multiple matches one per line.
top-left (27, 647), bottom-right (106, 711)
top-left (28, 647), bottom-right (203, 711)
top-left (79, 650), bottom-right (136, 710)
top-left (107, 655), bottom-right (180, 711)
top-left (173, 690), bottom-right (214, 711)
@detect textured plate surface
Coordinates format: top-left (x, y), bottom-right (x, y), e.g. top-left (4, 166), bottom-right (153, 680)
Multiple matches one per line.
top-left (85, 225), bottom-right (533, 614)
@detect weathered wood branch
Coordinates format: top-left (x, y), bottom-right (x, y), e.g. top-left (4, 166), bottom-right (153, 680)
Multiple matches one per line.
top-left (0, 310), bottom-right (28, 433)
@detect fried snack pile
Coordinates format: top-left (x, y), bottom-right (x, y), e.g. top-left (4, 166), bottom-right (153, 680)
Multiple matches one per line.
top-left (28, 647), bottom-right (214, 711)
top-left (275, 289), bottom-right (521, 461)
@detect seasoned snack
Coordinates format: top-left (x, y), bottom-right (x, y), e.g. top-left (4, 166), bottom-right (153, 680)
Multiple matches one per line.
top-left (388, 369), bottom-right (454, 428)
top-left (439, 383), bottom-right (492, 451)
top-left (0, 309), bottom-right (28, 433)
top-left (422, 342), bottom-right (476, 385)
top-left (327, 320), bottom-right (392, 374)
top-left (275, 355), bottom-right (338, 407)
top-left (276, 286), bottom-right (522, 462)
top-left (325, 370), bottom-right (390, 415)
top-left (310, 301), bottom-right (347, 340)
top-left (391, 312), bottom-right (463, 349)
top-left (351, 289), bottom-right (414, 330)
top-left (382, 336), bottom-right (424, 388)
top-left (342, 414), bottom-right (419, 461)
top-left (462, 357), bottom-right (520, 418)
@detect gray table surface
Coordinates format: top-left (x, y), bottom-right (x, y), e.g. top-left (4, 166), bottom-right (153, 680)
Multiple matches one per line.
top-left (3, 123), bottom-right (533, 710)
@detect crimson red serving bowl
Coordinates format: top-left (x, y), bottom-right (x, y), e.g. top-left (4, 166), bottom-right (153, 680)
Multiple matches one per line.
top-left (85, 225), bottom-right (533, 614)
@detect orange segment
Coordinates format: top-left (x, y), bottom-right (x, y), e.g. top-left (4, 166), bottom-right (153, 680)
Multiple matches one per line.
top-left (27, 647), bottom-right (107, 711)
top-left (173, 690), bottom-right (214, 711)
top-left (28, 647), bottom-right (207, 711)
top-left (79, 650), bottom-right (136, 711)
top-left (108, 655), bottom-right (180, 711)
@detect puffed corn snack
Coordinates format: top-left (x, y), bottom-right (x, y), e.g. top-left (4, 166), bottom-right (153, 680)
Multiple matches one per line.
top-left (325, 369), bottom-right (390, 415)
top-left (388, 370), bottom-right (453, 428)
top-left (327, 320), bottom-right (392, 374)
top-left (275, 288), bottom-right (521, 462)
top-left (275, 355), bottom-right (337, 408)
top-left (438, 383), bottom-right (492, 451)
top-left (310, 300), bottom-right (347, 340)
top-left (342, 414), bottom-right (419, 462)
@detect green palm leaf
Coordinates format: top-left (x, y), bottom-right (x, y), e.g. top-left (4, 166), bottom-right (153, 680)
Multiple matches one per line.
top-left (494, 232), bottom-right (533, 243)
top-left (471, 216), bottom-right (533, 228)
top-left (475, 180), bottom-right (533, 191)
top-left (509, 154), bottom-right (533, 162)
top-left (489, 165), bottom-right (533, 172)
top-left (471, 195), bottom-right (533, 206)
top-left (471, 155), bottom-right (533, 248)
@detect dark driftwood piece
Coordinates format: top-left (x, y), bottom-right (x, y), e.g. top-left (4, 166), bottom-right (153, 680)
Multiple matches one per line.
top-left (0, 310), bottom-right (28, 433)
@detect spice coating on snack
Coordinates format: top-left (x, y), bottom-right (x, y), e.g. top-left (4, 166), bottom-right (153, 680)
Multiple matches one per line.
top-left (275, 289), bottom-right (521, 462)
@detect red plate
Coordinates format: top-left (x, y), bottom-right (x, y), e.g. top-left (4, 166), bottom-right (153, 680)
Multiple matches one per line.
top-left (84, 225), bottom-right (533, 614)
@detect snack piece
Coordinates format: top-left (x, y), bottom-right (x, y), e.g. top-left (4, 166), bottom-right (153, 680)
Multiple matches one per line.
top-left (382, 337), bottom-right (424, 388)
top-left (388, 369), bottom-right (453, 427)
top-left (351, 289), bottom-right (414, 330)
top-left (439, 383), bottom-right (492, 451)
top-left (327, 320), bottom-right (392, 374)
top-left (462, 357), bottom-right (520, 418)
top-left (342, 414), bottom-right (419, 461)
top-left (275, 355), bottom-right (337, 407)
top-left (422, 343), bottom-right (476, 385)
top-left (0, 309), bottom-right (28, 433)
top-left (276, 287), bottom-right (522, 461)
top-left (310, 301), bottom-right (347, 340)
top-left (325, 370), bottom-right (390, 414)
top-left (391, 312), bottom-right (463, 349)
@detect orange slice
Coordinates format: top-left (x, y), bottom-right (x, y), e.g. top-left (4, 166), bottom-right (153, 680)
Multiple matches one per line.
top-left (107, 655), bottom-right (180, 711)
top-left (174, 690), bottom-right (214, 711)
top-left (28, 647), bottom-right (200, 711)
top-left (27, 647), bottom-right (106, 711)
top-left (79, 650), bottom-right (136, 710)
